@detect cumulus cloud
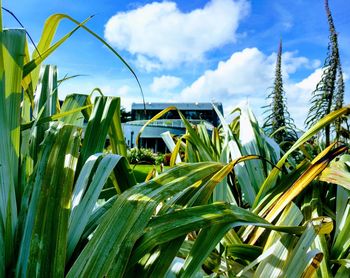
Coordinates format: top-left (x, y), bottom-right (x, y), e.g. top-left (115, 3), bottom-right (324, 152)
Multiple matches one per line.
top-left (135, 55), bottom-right (163, 72)
top-left (285, 68), bottom-right (323, 127)
top-left (116, 85), bottom-right (131, 96)
top-left (150, 75), bottom-right (182, 93)
top-left (104, 0), bottom-right (250, 70)
top-left (180, 48), bottom-right (273, 102)
top-left (179, 47), bottom-right (322, 127)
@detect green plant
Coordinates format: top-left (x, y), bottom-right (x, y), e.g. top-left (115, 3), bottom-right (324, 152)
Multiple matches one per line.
top-left (305, 0), bottom-right (345, 146)
top-left (0, 5), bottom-right (138, 276)
top-left (127, 147), bottom-right (156, 164)
top-left (263, 40), bottom-right (297, 146)
top-left (1, 2), bottom-right (350, 277)
top-left (138, 101), bottom-right (350, 276)
top-left (120, 106), bottom-right (131, 123)
top-left (155, 153), bottom-right (165, 165)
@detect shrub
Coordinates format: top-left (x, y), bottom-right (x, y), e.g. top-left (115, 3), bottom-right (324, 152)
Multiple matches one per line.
top-left (155, 153), bottom-right (165, 165)
top-left (127, 147), bottom-right (156, 164)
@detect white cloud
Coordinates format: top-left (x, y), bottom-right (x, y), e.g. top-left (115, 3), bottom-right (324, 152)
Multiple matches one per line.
top-left (104, 0), bottom-right (250, 70)
top-left (179, 47), bottom-right (322, 128)
top-left (180, 48), bottom-right (273, 101)
top-left (135, 55), bottom-right (163, 72)
top-left (288, 68), bottom-right (323, 94)
top-left (285, 68), bottom-right (323, 127)
top-left (57, 77), bottom-right (144, 110)
top-left (116, 85), bottom-right (131, 96)
top-left (150, 75), bottom-right (182, 93)
top-left (282, 51), bottom-right (314, 75)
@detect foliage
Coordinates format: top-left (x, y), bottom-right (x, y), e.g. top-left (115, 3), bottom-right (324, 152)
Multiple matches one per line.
top-left (263, 40), bottom-right (297, 146)
top-left (1, 2), bottom-right (350, 277)
top-left (333, 63), bottom-right (347, 139)
top-left (127, 147), bottom-right (156, 164)
top-left (155, 153), bottom-right (165, 165)
top-left (127, 147), bottom-right (167, 166)
top-left (139, 101), bottom-right (350, 276)
top-left (120, 106), bottom-right (131, 123)
top-left (305, 0), bottom-right (345, 146)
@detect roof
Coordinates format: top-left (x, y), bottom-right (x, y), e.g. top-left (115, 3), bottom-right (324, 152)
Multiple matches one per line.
top-left (131, 102), bottom-right (223, 111)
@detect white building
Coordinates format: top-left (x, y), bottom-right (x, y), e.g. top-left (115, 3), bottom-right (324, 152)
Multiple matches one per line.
top-left (122, 102), bottom-right (223, 152)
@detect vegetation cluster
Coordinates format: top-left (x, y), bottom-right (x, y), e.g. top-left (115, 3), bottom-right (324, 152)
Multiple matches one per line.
top-left (0, 0), bottom-right (349, 277)
top-left (127, 147), bottom-right (166, 165)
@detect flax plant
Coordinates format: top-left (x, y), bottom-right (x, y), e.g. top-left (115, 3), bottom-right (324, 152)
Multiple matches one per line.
top-left (1, 1), bottom-right (350, 277)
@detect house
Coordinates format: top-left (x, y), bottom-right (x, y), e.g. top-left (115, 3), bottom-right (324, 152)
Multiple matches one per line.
top-left (122, 102), bottom-right (223, 153)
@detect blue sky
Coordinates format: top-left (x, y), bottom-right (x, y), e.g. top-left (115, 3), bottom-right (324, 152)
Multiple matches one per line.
top-left (3, 0), bottom-right (350, 128)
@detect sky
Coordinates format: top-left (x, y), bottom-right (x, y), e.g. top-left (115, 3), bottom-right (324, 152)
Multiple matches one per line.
top-left (3, 0), bottom-right (350, 128)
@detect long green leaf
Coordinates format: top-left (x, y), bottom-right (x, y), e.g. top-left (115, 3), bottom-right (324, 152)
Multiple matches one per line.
top-left (81, 196), bottom-right (117, 241)
top-left (67, 162), bottom-right (224, 277)
top-left (23, 15), bottom-right (93, 82)
top-left (239, 105), bottom-right (268, 192)
top-left (213, 104), bottom-right (257, 205)
top-left (249, 144), bottom-right (346, 244)
top-left (332, 210), bottom-right (350, 259)
top-left (130, 203), bottom-right (269, 268)
top-left (30, 65), bottom-right (58, 163)
top-left (16, 124), bottom-right (80, 277)
top-left (76, 96), bottom-right (120, 174)
top-left (60, 94), bottom-right (92, 126)
top-left (255, 202), bottom-right (303, 277)
top-left (255, 105), bottom-right (350, 206)
top-left (107, 97), bottom-right (127, 157)
top-left (0, 28), bottom-right (26, 270)
top-left (68, 153), bottom-right (136, 259)
top-left (282, 223), bottom-right (321, 277)
top-left (180, 207), bottom-right (306, 277)
top-left (302, 185), bottom-right (332, 277)
top-left (21, 103), bottom-right (92, 131)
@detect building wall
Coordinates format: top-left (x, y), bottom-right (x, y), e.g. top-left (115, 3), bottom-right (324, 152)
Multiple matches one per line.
top-left (124, 102), bottom-right (222, 153)
top-left (122, 122), bottom-right (185, 152)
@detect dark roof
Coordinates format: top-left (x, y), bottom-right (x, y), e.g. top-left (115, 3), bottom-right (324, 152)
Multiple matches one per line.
top-left (131, 102), bottom-right (223, 111)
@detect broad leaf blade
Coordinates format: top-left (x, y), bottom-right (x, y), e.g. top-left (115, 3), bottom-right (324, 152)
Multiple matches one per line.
top-left (0, 28), bottom-right (26, 270)
top-left (17, 124), bottom-right (80, 277)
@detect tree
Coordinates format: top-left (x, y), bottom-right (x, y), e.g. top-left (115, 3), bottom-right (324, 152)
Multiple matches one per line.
top-left (305, 0), bottom-right (345, 145)
top-left (121, 106), bottom-right (131, 122)
top-left (263, 40), bottom-right (297, 145)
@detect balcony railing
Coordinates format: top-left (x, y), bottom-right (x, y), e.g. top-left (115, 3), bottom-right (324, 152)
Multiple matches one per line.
top-left (124, 119), bottom-right (214, 130)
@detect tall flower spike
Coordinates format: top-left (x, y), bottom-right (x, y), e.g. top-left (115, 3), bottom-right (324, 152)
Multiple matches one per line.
top-left (305, 0), bottom-right (344, 146)
top-left (263, 40), bottom-right (296, 146)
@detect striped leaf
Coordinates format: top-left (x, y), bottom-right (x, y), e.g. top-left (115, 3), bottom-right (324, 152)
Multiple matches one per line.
top-left (68, 153), bottom-right (136, 259)
top-left (107, 97), bottom-right (128, 157)
top-left (30, 65), bottom-right (58, 163)
top-left (60, 94), bottom-right (92, 126)
top-left (0, 27), bottom-right (26, 271)
top-left (255, 105), bottom-right (350, 206)
top-left (67, 162), bottom-right (224, 277)
top-left (249, 144), bottom-right (347, 244)
top-left (16, 124), bottom-right (80, 277)
top-left (77, 96), bottom-right (121, 173)
top-left (255, 202), bottom-right (303, 277)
